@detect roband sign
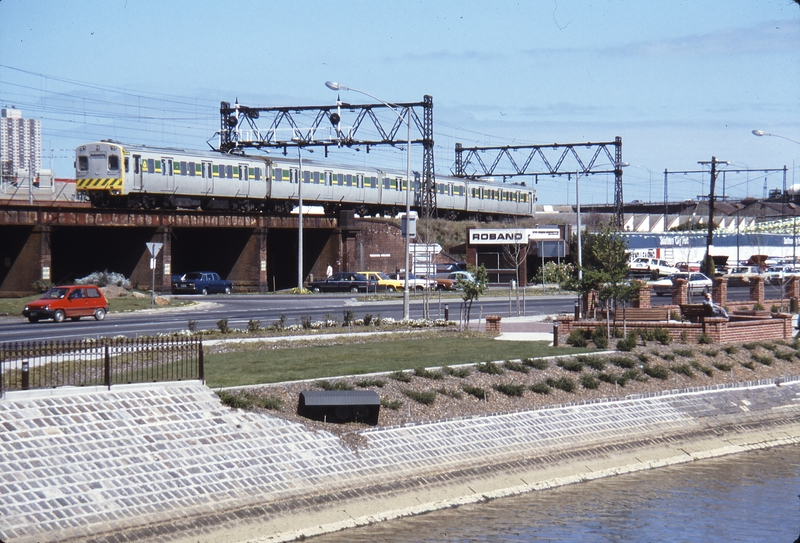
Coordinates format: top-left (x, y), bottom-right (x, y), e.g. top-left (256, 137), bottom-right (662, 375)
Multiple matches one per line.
top-left (469, 228), bottom-right (561, 245)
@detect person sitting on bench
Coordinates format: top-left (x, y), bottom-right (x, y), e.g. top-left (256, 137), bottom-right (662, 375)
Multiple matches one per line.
top-left (703, 292), bottom-right (729, 319)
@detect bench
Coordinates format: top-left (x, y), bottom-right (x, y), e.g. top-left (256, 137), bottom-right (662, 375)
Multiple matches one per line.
top-left (599, 307), bottom-right (671, 321)
top-left (680, 304), bottom-right (714, 324)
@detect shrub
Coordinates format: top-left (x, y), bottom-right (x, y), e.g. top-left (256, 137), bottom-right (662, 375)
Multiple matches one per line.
top-left (356, 378), bottom-right (386, 388)
top-left (256, 396), bottom-right (283, 410)
top-left (363, 313), bottom-right (373, 326)
top-left (712, 361), bottom-right (732, 371)
top-left (546, 376), bottom-right (576, 393)
top-left (580, 374), bottom-right (600, 389)
top-left (616, 332), bottom-right (637, 352)
top-left (381, 398), bottom-right (403, 410)
top-left (414, 367), bottom-right (444, 380)
top-left (636, 328), bottom-right (655, 343)
top-left (342, 309), bottom-right (355, 326)
top-left (771, 304), bottom-right (781, 313)
top-left (673, 347), bottom-right (695, 358)
top-left (621, 368), bottom-right (643, 382)
top-left (775, 350), bottom-right (795, 362)
top-left (703, 349), bottom-right (719, 357)
top-left (753, 303), bottom-right (765, 311)
top-left (216, 390), bottom-right (256, 409)
top-left (608, 356), bottom-right (636, 369)
top-left (653, 328), bottom-right (672, 345)
top-left (530, 382), bottom-right (551, 395)
top-left (751, 353), bottom-right (773, 366)
top-left (578, 355), bottom-right (605, 371)
top-left (522, 358), bottom-right (548, 370)
top-left (691, 361), bottom-right (714, 376)
top-left (493, 383), bottom-right (526, 397)
top-left (317, 380), bottom-right (354, 391)
top-left (566, 329), bottom-right (589, 347)
top-left (658, 352), bottom-right (676, 361)
top-left (556, 358), bottom-right (584, 373)
top-left (461, 384), bottom-right (489, 400)
top-left (598, 371), bottom-right (628, 387)
top-left (187, 320), bottom-right (197, 332)
top-left (442, 365), bottom-right (471, 378)
top-left (679, 331), bottom-right (688, 343)
top-left (696, 333), bottom-right (713, 345)
top-left (436, 387), bottom-right (463, 399)
top-left (614, 327), bottom-right (625, 338)
top-left (742, 342), bottom-right (759, 351)
top-left (272, 314), bottom-right (287, 330)
top-left (669, 310), bottom-right (681, 321)
top-left (643, 365), bottom-right (670, 379)
top-left (402, 389), bottom-right (437, 405)
top-left (740, 360), bottom-right (756, 371)
top-left (247, 319), bottom-right (262, 333)
top-left (503, 360), bottom-right (530, 373)
top-left (722, 345), bottom-right (739, 355)
top-left (301, 315), bottom-right (313, 329)
top-left (32, 279), bottom-right (54, 293)
top-left (671, 364), bottom-right (695, 377)
top-left (389, 370), bottom-right (412, 383)
top-left (636, 352), bottom-right (649, 363)
top-left (592, 326), bottom-right (609, 349)
top-left (216, 319), bottom-right (229, 334)
top-left (759, 342), bottom-right (778, 352)
top-left (477, 361), bottom-right (505, 375)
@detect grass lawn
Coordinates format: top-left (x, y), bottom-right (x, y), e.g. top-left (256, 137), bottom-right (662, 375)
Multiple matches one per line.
top-left (204, 333), bottom-right (593, 388)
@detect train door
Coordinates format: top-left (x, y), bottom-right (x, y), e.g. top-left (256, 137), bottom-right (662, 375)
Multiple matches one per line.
top-left (239, 163), bottom-right (250, 196)
top-left (132, 155), bottom-right (143, 190)
top-left (202, 161), bottom-right (213, 194)
top-left (357, 173), bottom-right (365, 204)
top-left (162, 157), bottom-right (173, 192)
top-left (322, 170), bottom-right (335, 201)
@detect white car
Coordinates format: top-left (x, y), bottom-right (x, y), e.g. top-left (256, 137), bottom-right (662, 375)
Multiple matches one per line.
top-left (650, 272), bottom-right (712, 297)
top-left (629, 258), bottom-right (679, 277)
top-left (388, 272), bottom-right (437, 291)
top-left (724, 266), bottom-right (762, 286)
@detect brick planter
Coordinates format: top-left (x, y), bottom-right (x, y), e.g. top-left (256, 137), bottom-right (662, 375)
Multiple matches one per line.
top-left (485, 315), bottom-right (502, 333)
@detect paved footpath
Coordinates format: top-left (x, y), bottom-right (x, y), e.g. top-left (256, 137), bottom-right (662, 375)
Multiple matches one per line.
top-left (2, 377), bottom-right (800, 543)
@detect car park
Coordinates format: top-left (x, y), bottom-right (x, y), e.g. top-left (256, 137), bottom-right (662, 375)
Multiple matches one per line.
top-left (307, 272), bottom-right (377, 293)
top-left (650, 272), bottom-right (712, 297)
top-left (629, 258), bottom-right (679, 277)
top-left (171, 272), bottom-right (232, 295)
top-left (23, 285), bottom-right (108, 323)
top-left (358, 271), bottom-right (404, 292)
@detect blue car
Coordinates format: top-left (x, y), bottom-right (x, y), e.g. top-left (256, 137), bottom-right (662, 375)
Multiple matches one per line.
top-left (171, 271), bottom-right (232, 295)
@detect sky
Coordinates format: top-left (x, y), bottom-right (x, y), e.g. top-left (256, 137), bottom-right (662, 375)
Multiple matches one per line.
top-left (1, 0), bottom-right (798, 206)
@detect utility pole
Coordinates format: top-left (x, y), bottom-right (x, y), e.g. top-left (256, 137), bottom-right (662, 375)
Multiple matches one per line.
top-left (699, 156), bottom-right (729, 277)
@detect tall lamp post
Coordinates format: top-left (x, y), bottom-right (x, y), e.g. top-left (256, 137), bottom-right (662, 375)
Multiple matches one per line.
top-left (291, 138), bottom-right (311, 290)
top-left (325, 81), bottom-right (413, 319)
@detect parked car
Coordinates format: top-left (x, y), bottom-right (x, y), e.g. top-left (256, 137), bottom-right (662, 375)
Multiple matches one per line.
top-left (387, 272), bottom-right (437, 291)
top-left (676, 261), bottom-right (702, 272)
top-left (23, 285), bottom-right (108, 323)
top-left (171, 272), bottom-right (232, 295)
top-left (766, 266), bottom-right (800, 284)
top-left (724, 266), bottom-right (762, 286)
top-left (629, 258), bottom-right (679, 277)
top-left (430, 270), bottom-right (477, 291)
top-left (650, 272), bottom-right (712, 297)
top-left (358, 271), bottom-right (404, 292)
top-left (307, 272), bottom-right (376, 293)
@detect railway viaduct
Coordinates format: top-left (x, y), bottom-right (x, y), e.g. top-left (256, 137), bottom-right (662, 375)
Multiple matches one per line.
top-left (0, 201), bottom-right (406, 297)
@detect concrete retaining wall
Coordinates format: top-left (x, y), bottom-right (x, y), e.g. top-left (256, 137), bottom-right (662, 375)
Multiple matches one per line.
top-left (2, 380), bottom-right (800, 543)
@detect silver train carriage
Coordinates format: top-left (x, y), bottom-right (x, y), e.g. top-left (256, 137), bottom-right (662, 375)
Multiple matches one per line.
top-left (75, 141), bottom-right (535, 219)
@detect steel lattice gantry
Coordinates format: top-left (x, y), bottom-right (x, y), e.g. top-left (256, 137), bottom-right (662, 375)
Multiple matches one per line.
top-left (216, 97), bottom-right (437, 218)
top-left (454, 136), bottom-right (625, 227)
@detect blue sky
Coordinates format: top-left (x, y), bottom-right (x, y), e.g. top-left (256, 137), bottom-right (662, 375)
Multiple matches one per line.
top-left (1, 0), bottom-right (798, 205)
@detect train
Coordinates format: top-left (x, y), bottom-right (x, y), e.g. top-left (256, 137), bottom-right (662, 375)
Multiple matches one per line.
top-left (74, 141), bottom-right (535, 219)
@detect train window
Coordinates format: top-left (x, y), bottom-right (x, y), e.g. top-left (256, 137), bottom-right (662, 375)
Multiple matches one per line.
top-left (78, 156), bottom-right (88, 172)
top-left (108, 154), bottom-right (120, 172)
top-left (187, 162), bottom-right (195, 177)
top-left (324, 171), bottom-right (332, 185)
top-left (124, 157), bottom-right (130, 173)
top-left (254, 167), bottom-right (261, 181)
top-left (179, 162), bottom-right (187, 176)
top-left (212, 164), bottom-right (219, 178)
top-left (225, 165), bottom-right (233, 179)
top-left (397, 178), bottom-right (404, 191)
top-left (313, 171), bottom-right (320, 184)
top-left (133, 156), bottom-right (140, 174)
top-left (170, 160), bottom-right (176, 175)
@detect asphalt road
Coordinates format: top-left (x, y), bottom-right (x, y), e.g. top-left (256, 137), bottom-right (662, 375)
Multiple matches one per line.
top-left (0, 292), bottom-right (576, 343)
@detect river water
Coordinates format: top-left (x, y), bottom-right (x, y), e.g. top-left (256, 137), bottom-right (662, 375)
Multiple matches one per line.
top-left (309, 444), bottom-right (800, 542)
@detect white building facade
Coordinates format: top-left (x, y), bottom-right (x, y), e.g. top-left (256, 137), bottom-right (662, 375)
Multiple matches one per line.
top-left (0, 108), bottom-right (41, 184)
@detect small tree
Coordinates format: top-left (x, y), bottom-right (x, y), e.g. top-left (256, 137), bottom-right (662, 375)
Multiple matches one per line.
top-left (458, 264), bottom-right (488, 326)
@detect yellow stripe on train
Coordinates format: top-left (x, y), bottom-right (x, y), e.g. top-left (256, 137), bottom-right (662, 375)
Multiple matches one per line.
top-left (77, 178), bottom-right (124, 189)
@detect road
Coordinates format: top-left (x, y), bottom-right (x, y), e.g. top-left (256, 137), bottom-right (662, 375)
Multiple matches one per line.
top-left (0, 292), bottom-right (576, 343)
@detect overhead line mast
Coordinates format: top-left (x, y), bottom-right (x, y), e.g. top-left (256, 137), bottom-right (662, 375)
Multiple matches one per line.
top-left (215, 97), bottom-right (437, 218)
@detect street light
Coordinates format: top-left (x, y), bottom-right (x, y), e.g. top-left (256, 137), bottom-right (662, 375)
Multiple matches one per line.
top-left (291, 138), bottom-right (312, 290)
top-left (752, 129), bottom-right (800, 146)
top-left (325, 81), bottom-right (413, 319)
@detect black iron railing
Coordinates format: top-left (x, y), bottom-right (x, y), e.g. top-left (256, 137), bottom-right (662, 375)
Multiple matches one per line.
top-left (0, 337), bottom-right (204, 394)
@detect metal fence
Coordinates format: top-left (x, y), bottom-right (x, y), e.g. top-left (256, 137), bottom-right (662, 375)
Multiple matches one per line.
top-left (0, 336), bottom-right (204, 395)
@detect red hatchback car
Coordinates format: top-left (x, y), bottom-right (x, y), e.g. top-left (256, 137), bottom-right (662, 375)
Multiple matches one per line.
top-left (23, 285), bottom-right (109, 323)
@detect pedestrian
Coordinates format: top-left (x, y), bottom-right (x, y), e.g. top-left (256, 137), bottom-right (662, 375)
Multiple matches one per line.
top-left (703, 292), bottom-right (729, 319)
top-left (326, 264), bottom-right (333, 278)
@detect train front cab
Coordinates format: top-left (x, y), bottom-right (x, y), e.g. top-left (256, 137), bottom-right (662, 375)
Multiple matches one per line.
top-left (75, 142), bottom-right (125, 205)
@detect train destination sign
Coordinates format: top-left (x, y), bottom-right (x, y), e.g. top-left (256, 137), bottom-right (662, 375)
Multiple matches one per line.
top-left (470, 228), bottom-right (561, 245)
